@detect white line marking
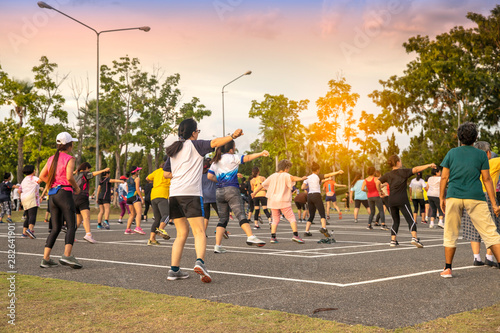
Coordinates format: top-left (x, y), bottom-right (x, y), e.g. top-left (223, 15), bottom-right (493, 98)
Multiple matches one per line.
top-left (1, 251), bottom-right (483, 288)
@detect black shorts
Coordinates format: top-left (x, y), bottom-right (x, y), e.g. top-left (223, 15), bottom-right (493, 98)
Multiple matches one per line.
top-left (126, 195), bottom-right (141, 205)
top-left (253, 196), bottom-right (267, 207)
top-left (98, 198), bottom-right (111, 205)
top-left (354, 199), bottom-right (369, 209)
top-left (295, 201), bottom-right (306, 210)
top-left (325, 194), bottom-right (337, 202)
top-left (203, 202), bottom-right (218, 220)
top-left (74, 195), bottom-right (90, 214)
top-left (170, 196), bottom-right (204, 219)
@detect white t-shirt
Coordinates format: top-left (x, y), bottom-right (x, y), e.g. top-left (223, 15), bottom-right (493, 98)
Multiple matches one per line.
top-left (304, 173), bottom-right (324, 194)
top-left (164, 140), bottom-right (214, 197)
top-left (19, 175), bottom-right (40, 210)
top-left (209, 153), bottom-right (245, 188)
top-left (409, 178), bottom-right (426, 199)
top-left (426, 176), bottom-right (441, 197)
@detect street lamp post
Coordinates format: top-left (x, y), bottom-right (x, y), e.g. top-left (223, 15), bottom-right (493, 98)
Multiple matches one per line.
top-left (37, 1), bottom-right (150, 196)
top-left (221, 71), bottom-right (252, 136)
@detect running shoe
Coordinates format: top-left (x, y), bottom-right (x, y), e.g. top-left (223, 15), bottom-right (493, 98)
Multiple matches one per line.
top-left (411, 237), bottom-right (424, 248)
top-left (270, 237), bottom-right (278, 243)
top-left (390, 240), bottom-right (399, 247)
top-left (339, 212), bottom-right (342, 220)
top-left (124, 228), bottom-right (133, 235)
top-left (253, 225), bottom-right (261, 230)
top-left (246, 235), bottom-right (266, 247)
top-left (83, 234), bottom-right (96, 244)
top-left (374, 222), bottom-right (380, 226)
top-left (440, 268), bottom-right (452, 278)
top-left (59, 255), bottom-right (83, 269)
top-left (132, 221), bottom-right (136, 225)
top-left (429, 224), bottom-right (435, 229)
top-left (118, 219), bottom-right (123, 224)
top-left (366, 225), bottom-right (373, 230)
top-left (421, 221), bottom-right (427, 224)
top-left (97, 224), bottom-right (103, 230)
top-left (319, 228), bottom-right (331, 238)
top-left (26, 229), bottom-right (36, 239)
top-left (327, 215), bottom-right (330, 220)
top-left (380, 225), bottom-right (389, 231)
top-left (21, 233), bottom-right (29, 238)
top-left (147, 239), bottom-right (160, 246)
top-left (62, 225), bottom-right (68, 233)
top-left (258, 217), bottom-right (263, 224)
top-left (485, 259), bottom-right (499, 268)
top-left (473, 259), bottom-right (485, 266)
top-left (134, 227), bottom-right (146, 235)
top-left (292, 236), bottom-right (305, 244)
top-left (167, 269), bottom-right (189, 281)
top-left (304, 231), bottom-right (312, 237)
top-left (40, 258), bottom-right (59, 268)
top-left (214, 245), bottom-right (227, 253)
top-left (223, 230), bottom-right (229, 239)
top-left (44, 219), bottom-right (49, 223)
top-left (438, 221), bottom-right (445, 229)
top-left (155, 228), bottom-right (171, 240)
top-left (104, 220), bottom-right (110, 230)
top-left (326, 221), bottom-right (331, 225)
top-left (194, 260), bottom-right (212, 283)
top-left (168, 221), bottom-right (174, 226)
top-left (6, 217), bottom-right (13, 223)
top-left (269, 222), bottom-right (272, 229)
top-left (354, 219), bottom-right (358, 223)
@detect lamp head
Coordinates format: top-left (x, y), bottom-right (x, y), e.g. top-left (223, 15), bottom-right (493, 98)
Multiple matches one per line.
top-left (245, 70), bottom-right (252, 75)
top-left (37, 1), bottom-right (54, 9)
top-left (139, 26), bottom-right (151, 32)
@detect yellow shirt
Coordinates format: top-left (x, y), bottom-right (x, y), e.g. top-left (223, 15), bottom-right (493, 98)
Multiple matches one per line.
top-left (147, 168), bottom-right (170, 200)
top-left (481, 157), bottom-right (500, 192)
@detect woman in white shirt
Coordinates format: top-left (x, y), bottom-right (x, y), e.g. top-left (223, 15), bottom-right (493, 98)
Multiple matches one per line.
top-left (425, 168), bottom-right (444, 228)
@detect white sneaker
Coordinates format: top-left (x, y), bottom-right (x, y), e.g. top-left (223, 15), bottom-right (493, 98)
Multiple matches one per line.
top-left (438, 221), bottom-right (444, 229)
top-left (429, 224), bottom-right (434, 229)
top-left (214, 245), bottom-right (227, 254)
top-left (246, 235), bottom-right (266, 247)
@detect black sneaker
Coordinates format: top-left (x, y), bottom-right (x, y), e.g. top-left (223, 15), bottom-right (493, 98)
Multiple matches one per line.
top-left (319, 228), bottom-right (330, 238)
top-left (411, 237), bottom-right (424, 248)
top-left (380, 225), bottom-right (389, 231)
top-left (59, 255), bottom-right (83, 269)
top-left (61, 225), bottom-right (67, 233)
top-left (373, 222), bottom-right (380, 226)
top-left (473, 259), bottom-right (485, 266)
top-left (390, 240), bottom-right (399, 247)
top-left (485, 259), bottom-right (499, 268)
top-left (366, 225), bottom-right (373, 230)
top-left (326, 221), bottom-right (331, 225)
top-left (304, 231), bottom-right (312, 237)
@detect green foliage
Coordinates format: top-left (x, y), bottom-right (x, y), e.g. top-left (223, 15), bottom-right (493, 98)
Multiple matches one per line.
top-left (0, 118), bottom-right (19, 180)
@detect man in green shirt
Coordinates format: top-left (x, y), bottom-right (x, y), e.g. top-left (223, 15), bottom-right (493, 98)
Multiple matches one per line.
top-left (439, 122), bottom-right (500, 278)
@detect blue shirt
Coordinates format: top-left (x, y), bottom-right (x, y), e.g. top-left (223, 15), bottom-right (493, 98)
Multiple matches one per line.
top-left (351, 180), bottom-right (367, 200)
top-left (208, 153), bottom-right (245, 188)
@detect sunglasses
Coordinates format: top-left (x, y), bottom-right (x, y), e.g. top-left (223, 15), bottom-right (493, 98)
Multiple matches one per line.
top-left (195, 129), bottom-right (201, 133)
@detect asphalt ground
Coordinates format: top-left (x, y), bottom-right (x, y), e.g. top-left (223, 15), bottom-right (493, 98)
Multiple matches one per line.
top-left (2, 211), bottom-right (500, 329)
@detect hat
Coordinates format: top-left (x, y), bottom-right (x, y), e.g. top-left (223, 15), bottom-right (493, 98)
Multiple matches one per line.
top-left (56, 132), bottom-right (78, 145)
top-left (119, 175), bottom-right (127, 180)
top-left (131, 167), bottom-right (142, 174)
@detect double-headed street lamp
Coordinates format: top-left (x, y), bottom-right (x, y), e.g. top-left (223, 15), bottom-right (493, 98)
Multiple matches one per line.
top-left (221, 71), bottom-right (252, 136)
top-left (37, 1), bottom-right (150, 194)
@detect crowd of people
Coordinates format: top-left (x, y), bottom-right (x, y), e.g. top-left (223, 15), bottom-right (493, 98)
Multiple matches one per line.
top-left (1, 120), bottom-right (499, 281)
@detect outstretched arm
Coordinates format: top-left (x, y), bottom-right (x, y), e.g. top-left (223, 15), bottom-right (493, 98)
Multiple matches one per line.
top-left (243, 150), bottom-right (269, 163)
top-left (324, 170), bottom-right (344, 178)
top-left (210, 129), bottom-right (243, 148)
top-left (412, 163), bottom-right (436, 174)
top-left (291, 175), bottom-right (307, 182)
top-left (92, 167), bottom-right (110, 177)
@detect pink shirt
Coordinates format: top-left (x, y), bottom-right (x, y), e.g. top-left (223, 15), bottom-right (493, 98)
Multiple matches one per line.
top-left (46, 152), bottom-right (73, 192)
top-left (262, 172), bottom-right (294, 209)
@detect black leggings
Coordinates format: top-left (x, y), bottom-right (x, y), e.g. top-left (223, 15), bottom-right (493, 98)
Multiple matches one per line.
top-left (412, 199), bottom-right (425, 215)
top-left (144, 200), bottom-right (151, 217)
top-left (389, 202), bottom-right (416, 236)
top-left (368, 197), bottom-right (385, 225)
top-left (45, 189), bottom-right (76, 249)
top-left (253, 197), bottom-right (271, 221)
top-left (204, 202), bottom-right (219, 220)
top-left (308, 193), bottom-right (326, 222)
top-left (23, 207), bottom-right (38, 228)
top-left (427, 196), bottom-right (443, 218)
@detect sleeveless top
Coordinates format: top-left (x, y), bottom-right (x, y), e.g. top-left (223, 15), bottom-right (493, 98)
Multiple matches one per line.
top-left (47, 152), bottom-right (73, 192)
top-left (126, 177), bottom-right (138, 198)
top-left (365, 177), bottom-right (379, 198)
top-left (252, 176), bottom-right (266, 197)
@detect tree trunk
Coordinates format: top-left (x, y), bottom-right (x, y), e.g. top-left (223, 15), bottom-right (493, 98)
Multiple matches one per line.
top-left (36, 128), bottom-right (44, 174)
top-left (16, 108), bottom-right (24, 183)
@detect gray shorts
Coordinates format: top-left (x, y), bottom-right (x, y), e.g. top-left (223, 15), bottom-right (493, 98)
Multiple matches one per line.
top-left (216, 186), bottom-right (247, 227)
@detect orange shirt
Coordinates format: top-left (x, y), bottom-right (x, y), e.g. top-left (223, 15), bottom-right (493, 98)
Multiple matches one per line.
top-left (251, 176), bottom-right (267, 197)
top-left (323, 180), bottom-right (336, 196)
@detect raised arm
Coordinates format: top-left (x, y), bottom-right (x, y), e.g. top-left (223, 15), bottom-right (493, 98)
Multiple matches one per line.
top-left (324, 170), bottom-right (344, 178)
top-left (110, 179), bottom-right (125, 184)
top-left (412, 163), bottom-right (436, 174)
top-left (291, 175), bottom-right (307, 182)
top-left (243, 150), bottom-right (269, 163)
top-left (92, 167), bottom-right (110, 177)
top-left (210, 129), bottom-right (243, 148)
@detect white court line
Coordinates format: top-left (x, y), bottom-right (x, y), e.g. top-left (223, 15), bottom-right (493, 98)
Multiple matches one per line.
top-left (1, 251), bottom-right (480, 288)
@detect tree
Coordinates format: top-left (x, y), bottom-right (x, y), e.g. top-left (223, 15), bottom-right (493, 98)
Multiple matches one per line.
top-left (69, 76), bottom-right (92, 167)
top-left (0, 118), bottom-right (19, 182)
top-left (249, 94), bottom-right (308, 172)
top-left (27, 56), bottom-right (68, 172)
top-left (0, 67), bottom-right (34, 182)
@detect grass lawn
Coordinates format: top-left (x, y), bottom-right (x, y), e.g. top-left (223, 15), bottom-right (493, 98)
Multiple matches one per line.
top-left (1, 273), bottom-right (499, 332)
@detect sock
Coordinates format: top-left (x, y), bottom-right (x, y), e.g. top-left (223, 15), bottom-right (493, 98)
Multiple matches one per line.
top-left (293, 232), bottom-right (298, 237)
top-left (171, 266), bottom-right (179, 272)
top-left (473, 254), bottom-right (482, 261)
top-left (86, 232), bottom-right (91, 236)
top-left (486, 254), bottom-right (494, 261)
top-left (271, 233), bottom-right (276, 238)
top-left (439, 219), bottom-right (443, 223)
top-left (196, 258), bottom-right (204, 264)
top-left (445, 263), bottom-right (452, 270)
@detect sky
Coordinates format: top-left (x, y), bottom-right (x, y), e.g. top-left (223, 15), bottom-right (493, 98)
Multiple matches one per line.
top-left (0, 0), bottom-right (498, 154)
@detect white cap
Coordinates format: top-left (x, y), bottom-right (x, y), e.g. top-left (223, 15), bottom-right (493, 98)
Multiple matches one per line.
top-left (56, 132), bottom-right (78, 145)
